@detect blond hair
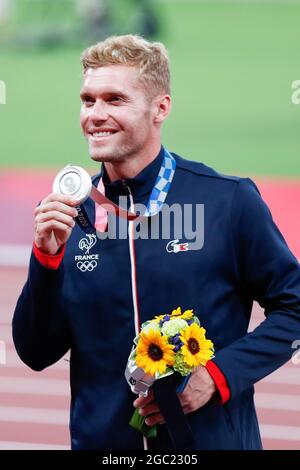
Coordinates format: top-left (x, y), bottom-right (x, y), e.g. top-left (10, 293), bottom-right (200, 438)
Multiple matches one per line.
top-left (81, 34), bottom-right (170, 99)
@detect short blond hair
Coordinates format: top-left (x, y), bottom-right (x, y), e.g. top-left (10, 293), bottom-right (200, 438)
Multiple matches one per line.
top-left (81, 34), bottom-right (170, 99)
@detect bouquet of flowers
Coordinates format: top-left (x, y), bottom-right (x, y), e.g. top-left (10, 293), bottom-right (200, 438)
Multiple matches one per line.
top-left (125, 307), bottom-right (214, 438)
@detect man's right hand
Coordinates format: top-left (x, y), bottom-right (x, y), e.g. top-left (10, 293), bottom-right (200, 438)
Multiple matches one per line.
top-left (34, 193), bottom-right (78, 255)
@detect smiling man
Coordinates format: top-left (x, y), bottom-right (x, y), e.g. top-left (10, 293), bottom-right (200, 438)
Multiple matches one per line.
top-left (80, 62), bottom-right (170, 180)
top-left (13, 35), bottom-right (300, 450)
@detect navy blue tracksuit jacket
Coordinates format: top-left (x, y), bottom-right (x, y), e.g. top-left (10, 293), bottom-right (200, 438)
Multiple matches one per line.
top-left (13, 148), bottom-right (300, 449)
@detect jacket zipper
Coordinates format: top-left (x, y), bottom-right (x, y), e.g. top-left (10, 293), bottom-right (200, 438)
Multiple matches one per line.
top-left (126, 185), bottom-right (148, 451)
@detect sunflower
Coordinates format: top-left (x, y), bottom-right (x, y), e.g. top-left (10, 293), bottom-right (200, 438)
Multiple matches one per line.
top-left (136, 329), bottom-right (175, 376)
top-left (180, 323), bottom-right (214, 367)
top-left (171, 307), bottom-right (194, 321)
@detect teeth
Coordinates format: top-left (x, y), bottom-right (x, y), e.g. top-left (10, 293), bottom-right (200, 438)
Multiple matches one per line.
top-left (92, 131), bottom-right (114, 137)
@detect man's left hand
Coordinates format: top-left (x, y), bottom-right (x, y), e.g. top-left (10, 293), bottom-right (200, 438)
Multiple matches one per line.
top-left (133, 366), bottom-right (217, 427)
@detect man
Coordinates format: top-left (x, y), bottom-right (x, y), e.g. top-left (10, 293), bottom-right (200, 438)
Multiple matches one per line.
top-left (13, 35), bottom-right (300, 450)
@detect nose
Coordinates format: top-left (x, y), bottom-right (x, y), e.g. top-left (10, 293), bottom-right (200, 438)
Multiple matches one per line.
top-left (90, 100), bottom-right (109, 123)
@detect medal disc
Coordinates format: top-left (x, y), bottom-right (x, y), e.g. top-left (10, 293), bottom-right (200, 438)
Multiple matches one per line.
top-left (52, 165), bottom-right (92, 205)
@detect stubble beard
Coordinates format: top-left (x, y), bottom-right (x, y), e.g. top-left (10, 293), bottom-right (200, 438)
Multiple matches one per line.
top-left (89, 139), bottom-right (145, 164)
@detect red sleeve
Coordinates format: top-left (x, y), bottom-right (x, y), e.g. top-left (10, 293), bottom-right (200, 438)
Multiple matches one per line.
top-left (205, 359), bottom-right (231, 404)
top-left (33, 243), bottom-right (65, 270)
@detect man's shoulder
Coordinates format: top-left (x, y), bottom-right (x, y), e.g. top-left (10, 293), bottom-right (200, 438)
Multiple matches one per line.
top-left (171, 152), bottom-right (262, 206)
top-left (172, 152), bottom-right (242, 185)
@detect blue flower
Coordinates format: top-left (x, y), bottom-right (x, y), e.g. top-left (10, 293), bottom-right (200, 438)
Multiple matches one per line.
top-left (174, 342), bottom-right (183, 352)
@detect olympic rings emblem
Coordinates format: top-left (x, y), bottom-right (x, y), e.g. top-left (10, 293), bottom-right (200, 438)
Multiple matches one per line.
top-left (76, 260), bottom-right (97, 272)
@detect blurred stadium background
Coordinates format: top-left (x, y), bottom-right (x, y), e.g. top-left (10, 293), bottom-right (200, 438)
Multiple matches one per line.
top-left (0, 0), bottom-right (299, 450)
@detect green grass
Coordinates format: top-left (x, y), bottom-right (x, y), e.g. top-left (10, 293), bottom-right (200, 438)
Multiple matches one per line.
top-left (1, 1), bottom-right (300, 177)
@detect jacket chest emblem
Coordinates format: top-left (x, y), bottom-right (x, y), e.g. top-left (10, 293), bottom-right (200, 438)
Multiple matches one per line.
top-left (166, 239), bottom-right (189, 253)
top-left (75, 234), bottom-right (99, 272)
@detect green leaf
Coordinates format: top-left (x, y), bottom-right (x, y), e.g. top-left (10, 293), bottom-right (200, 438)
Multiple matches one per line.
top-left (129, 409), bottom-right (157, 439)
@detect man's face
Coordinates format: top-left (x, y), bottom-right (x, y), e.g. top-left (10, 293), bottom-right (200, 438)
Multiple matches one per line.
top-left (80, 65), bottom-right (156, 163)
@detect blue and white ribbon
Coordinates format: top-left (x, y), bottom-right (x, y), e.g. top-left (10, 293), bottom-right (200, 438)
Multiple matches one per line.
top-left (144, 149), bottom-right (176, 217)
top-left (74, 148), bottom-right (176, 234)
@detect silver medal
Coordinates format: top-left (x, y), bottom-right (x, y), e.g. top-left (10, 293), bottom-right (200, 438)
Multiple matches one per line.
top-left (52, 165), bottom-right (92, 205)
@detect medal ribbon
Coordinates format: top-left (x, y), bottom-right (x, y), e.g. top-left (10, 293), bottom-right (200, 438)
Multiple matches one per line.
top-left (76, 149), bottom-right (176, 234)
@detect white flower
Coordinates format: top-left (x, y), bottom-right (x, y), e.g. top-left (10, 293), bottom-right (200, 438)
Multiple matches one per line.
top-left (161, 318), bottom-right (188, 337)
top-left (142, 321), bottom-right (161, 334)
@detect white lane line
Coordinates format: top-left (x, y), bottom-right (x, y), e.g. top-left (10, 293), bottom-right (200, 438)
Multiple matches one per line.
top-left (0, 441), bottom-right (69, 450)
top-left (263, 368), bottom-right (300, 385)
top-left (0, 245), bottom-right (31, 267)
top-left (0, 406), bottom-right (69, 425)
top-left (256, 393), bottom-right (300, 411)
top-left (0, 325), bottom-right (13, 343)
top-left (260, 424), bottom-right (300, 441)
top-left (0, 377), bottom-right (69, 396)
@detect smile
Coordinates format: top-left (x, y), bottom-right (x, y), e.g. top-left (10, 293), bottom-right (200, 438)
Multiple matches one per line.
top-left (89, 130), bottom-right (118, 142)
top-left (92, 131), bottom-right (115, 137)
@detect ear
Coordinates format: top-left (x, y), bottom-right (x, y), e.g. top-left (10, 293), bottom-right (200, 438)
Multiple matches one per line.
top-left (153, 95), bottom-right (172, 124)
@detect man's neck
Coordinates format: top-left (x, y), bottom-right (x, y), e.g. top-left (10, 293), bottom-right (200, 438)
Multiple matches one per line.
top-left (104, 142), bottom-right (161, 182)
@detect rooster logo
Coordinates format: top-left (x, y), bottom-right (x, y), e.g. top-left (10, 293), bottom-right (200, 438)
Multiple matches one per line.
top-left (78, 234), bottom-right (97, 255)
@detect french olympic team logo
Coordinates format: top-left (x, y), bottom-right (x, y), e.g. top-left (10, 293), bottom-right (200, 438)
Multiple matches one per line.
top-left (79, 234), bottom-right (97, 254)
top-left (75, 234), bottom-right (99, 272)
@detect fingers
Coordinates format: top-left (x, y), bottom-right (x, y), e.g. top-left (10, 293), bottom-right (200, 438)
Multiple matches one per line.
top-left (133, 390), bottom-right (165, 426)
top-left (133, 387), bottom-right (197, 428)
top-left (35, 220), bottom-right (74, 238)
top-left (36, 202), bottom-right (78, 218)
top-left (138, 401), bottom-right (160, 418)
top-left (40, 193), bottom-right (78, 207)
top-left (34, 193), bottom-right (78, 236)
top-left (35, 210), bottom-right (76, 230)
top-left (34, 193), bottom-right (79, 255)
top-left (178, 389), bottom-right (212, 415)
top-left (178, 389), bottom-right (198, 414)
top-left (132, 390), bottom-right (194, 427)
top-left (145, 413), bottom-right (165, 427)
top-left (178, 393), bottom-right (191, 414)
top-left (182, 405), bottom-right (191, 415)
top-left (133, 389), bottom-right (154, 409)
top-left (35, 194), bottom-right (78, 219)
